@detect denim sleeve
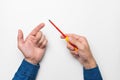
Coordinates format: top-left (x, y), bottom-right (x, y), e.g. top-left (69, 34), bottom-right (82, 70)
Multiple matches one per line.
top-left (83, 66), bottom-right (103, 80)
top-left (12, 59), bottom-right (40, 80)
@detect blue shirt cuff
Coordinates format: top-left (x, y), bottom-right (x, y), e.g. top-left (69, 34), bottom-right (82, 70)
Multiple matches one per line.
top-left (13, 59), bottom-right (40, 80)
top-left (83, 66), bottom-right (103, 80)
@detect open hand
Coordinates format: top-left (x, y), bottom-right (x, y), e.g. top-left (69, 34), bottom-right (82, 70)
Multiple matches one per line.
top-left (17, 23), bottom-right (48, 64)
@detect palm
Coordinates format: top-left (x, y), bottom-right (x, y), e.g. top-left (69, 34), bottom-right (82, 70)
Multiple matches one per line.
top-left (22, 39), bottom-right (45, 61)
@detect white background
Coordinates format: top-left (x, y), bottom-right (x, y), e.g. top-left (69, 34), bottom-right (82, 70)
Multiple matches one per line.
top-left (0, 0), bottom-right (120, 80)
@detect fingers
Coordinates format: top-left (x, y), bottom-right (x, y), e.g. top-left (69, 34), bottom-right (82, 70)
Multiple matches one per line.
top-left (30, 23), bottom-right (45, 36)
top-left (61, 33), bottom-right (87, 43)
top-left (67, 34), bottom-right (80, 39)
top-left (60, 33), bottom-right (87, 49)
top-left (60, 34), bottom-right (80, 39)
top-left (67, 42), bottom-right (79, 55)
top-left (18, 29), bottom-right (24, 47)
top-left (35, 31), bottom-right (42, 43)
top-left (68, 48), bottom-right (79, 57)
top-left (39, 39), bottom-right (48, 48)
top-left (67, 42), bottom-right (75, 51)
top-left (69, 37), bottom-right (85, 50)
top-left (35, 31), bottom-right (47, 48)
top-left (37, 34), bottom-right (45, 46)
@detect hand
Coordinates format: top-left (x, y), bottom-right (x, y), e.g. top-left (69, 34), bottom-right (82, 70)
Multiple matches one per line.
top-left (61, 34), bottom-right (96, 69)
top-left (17, 23), bottom-right (48, 65)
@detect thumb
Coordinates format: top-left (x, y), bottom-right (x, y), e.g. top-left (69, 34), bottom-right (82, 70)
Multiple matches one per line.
top-left (18, 29), bottom-right (24, 47)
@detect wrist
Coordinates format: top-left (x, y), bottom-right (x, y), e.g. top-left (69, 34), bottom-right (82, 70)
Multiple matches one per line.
top-left (25, 58), bottom-right (39, 65)
top-left (83, 58), bottom-right (97, 69)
